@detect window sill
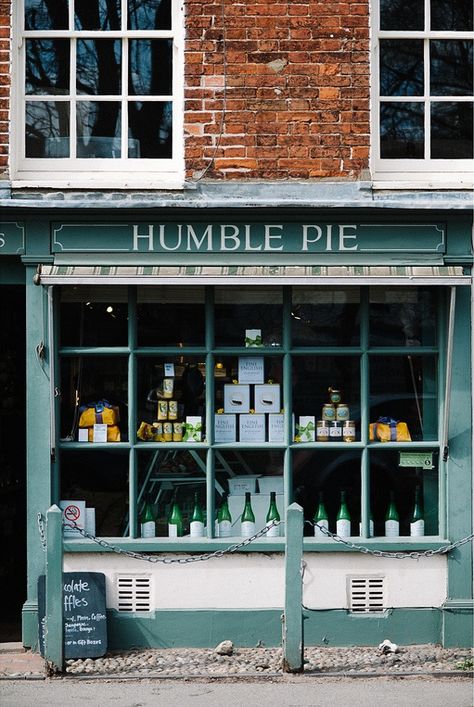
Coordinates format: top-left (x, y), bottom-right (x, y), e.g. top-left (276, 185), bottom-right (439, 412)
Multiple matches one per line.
top-left (11, 173), bottom-right (186, 191)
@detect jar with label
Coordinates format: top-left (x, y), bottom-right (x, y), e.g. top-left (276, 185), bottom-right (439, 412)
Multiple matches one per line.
top-left (322, 403), bottom-right (336, 421)
top-left (328, 388), bottom-right (341, 404)
top-left (329, 421), bottom-right (342, 439)
top-left (163, 378), bottom-right (174, 399)
top-left (336, 403), bottom-right (350, 421)
top-left (173, 422), bottom-right (183, 442)
top-left (316, 421), bottom-right (330, 442)
top-left (163, 422), bottom-right (173, 442)
top-left (152, 422), bottom-right (163, 442)
top-left (342, 421), bottom-right (356, 442)
top-left (157, 400), bottom-right (168, 420)
top-left (168, 400), bottom-right (178, 420)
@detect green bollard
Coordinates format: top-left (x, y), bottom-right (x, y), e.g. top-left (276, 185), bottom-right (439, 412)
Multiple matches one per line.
top-left (45, 504), bottom-right (64, 673)
top-left (282, 502), bottom-right (304, 673)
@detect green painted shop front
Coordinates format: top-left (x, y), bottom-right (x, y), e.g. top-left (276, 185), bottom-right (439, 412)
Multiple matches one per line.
top-left (0, 204), bottom-right (472, 649)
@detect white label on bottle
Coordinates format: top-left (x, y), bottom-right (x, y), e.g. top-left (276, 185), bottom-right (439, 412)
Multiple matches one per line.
top-left (336, 519), bottom-right (351, 537)
top-left (410, 520), bottom-right (425, 537)
top-left (190, 520), bottom-right (205, 538)
top-left (266, 521), bottom-right (280, 537)
top-left (168, 523), bottom-right (178, 538)
top-left (141, 521), bottom-right (156, 538)
top-left (241, 521), bottom-right (256, 538)
top-left (385, 520), bottom-right (399, 537)
top-left (314, 519), bottom-right (329, 538)
top-left (218, 520), bottom-right (232, 538)
top-left (359, 521), bottom-right (374, 537)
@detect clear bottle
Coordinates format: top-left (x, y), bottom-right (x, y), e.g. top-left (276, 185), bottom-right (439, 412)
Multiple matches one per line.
top-left (168, 495), bottom-right (183, 538)
top-left (410, 487), bottom-right (425, 537)
top-left (140, 495), bottom-right (156, 538)
top-left (336, 490), bottom-right (351, 538)
top-left (217, 493), bottom-right (233, 538)
top-left (241, 492), bottom-right (256, 538)
top-left (385, 491), bottom-right (400, 537)
top-left (265, 491), bottom-right (281, 537)
top-left (313, 491), bottom-right (329, 539)
top-left (190, 492), bottom-right (205, 538)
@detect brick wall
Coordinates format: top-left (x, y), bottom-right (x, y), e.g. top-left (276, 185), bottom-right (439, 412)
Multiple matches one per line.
top-left (0, 0), bottom-right (10, 179)
top-left (184, 0), bottom-right (370, 180)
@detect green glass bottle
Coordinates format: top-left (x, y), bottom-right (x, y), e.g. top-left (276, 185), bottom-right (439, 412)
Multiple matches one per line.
top-left (168, 495), bottom-right (183, 538)
top-left (313, 491), bottom-right (329, 539)
top-left (266, 491), bottom-right (281, 537)
top-left (385, 491), bottom-right (399, 537)
top-left (190, 492), bottom-right (205, 538)
top-left (217, 493), bottom-right (233, 538)
top-left (241, 492), bottom-right (256, 538)
top-left (336, 490), bottom-right (351, 538)
top-left (140, 495), bottom-right (156, 538)
top-left (410, 487), bottom-right (425, 537)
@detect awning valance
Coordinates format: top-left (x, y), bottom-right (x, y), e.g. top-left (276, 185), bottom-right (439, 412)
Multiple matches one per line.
top-left (36, 264), bottom-right (471, 286)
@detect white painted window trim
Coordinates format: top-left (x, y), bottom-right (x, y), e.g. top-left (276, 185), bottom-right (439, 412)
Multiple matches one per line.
top-left (370, 0), bottom-right (474, 189)
top-left (11, 0), bottom-right (185, 189)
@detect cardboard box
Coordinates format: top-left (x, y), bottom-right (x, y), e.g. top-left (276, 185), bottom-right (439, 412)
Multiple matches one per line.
top-left (238, 356), bottom-right (265, 384)
top-left (245, 329), bottom-right (263, 347)
top-left (268, 413), bottom-right (285, 442)
top-left (183, 416), bottom-right (203, 442)
top-left (224, 384), bottom-right (250, 413)
top-left (228, 475), bottom-right (261, 495)
top-left (254, 384), bottom-right (280, 413)
top-left (239, 413), bottom-right (266, 442)
top-left (214, 414), bottom-right (237, 443)
top-left (297, 416), bottom-right (315, 442)
top-left (258, 475), bottom-right (284, 495)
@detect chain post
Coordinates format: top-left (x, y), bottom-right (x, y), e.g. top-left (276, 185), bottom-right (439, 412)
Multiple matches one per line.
top-left (283, 503), bottom-right (304, 673)
top-left (45, 504), bottom-right (64, 674)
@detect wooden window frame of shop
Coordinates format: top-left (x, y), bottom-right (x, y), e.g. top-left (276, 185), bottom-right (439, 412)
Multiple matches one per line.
top-left (46, 282), bottom-right (464, 554)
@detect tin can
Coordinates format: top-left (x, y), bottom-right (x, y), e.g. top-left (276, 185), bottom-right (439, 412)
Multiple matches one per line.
top-left (328, 388), bottom-right (341, 404)
top-left (343, 421), bottom-right (356, 442)
top-left (173, 422), bottom-right (183, 442)
top-left (152, 422), bottom-right (163, 442)
top-left (322, 403), bottom-right (336, 421)
top-left (168, 400), bottom-right (178, 420)
top-left (163, 378), bottom-right (174, 399)
top-left (163, 422), bottom-right (173, 442)
top-left (329, 421), bottom-right (342, 438)
top-left (157, 400), bottom-right (168, 420)
top-left (316, 421), bottom-right (330, 442)
top-left (336, 403), bottom-right (350, 421)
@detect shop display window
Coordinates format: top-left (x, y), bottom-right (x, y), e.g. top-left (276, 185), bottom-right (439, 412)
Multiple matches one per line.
top-left (57, 285), bottom-right (446, 544)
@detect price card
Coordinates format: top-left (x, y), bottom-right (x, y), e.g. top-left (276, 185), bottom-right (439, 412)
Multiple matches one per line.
top-left (164, 363), bottom-right (175, 377)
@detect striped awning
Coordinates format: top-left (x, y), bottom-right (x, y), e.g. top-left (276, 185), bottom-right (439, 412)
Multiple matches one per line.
top-left (37, 264), bottom-right (471, 286)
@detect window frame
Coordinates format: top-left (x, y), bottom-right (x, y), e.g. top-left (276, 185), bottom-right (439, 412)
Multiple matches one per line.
top-left (12, 1), bottom-right (185, 189)
top-left (370, 0), bottom-right (474, 189)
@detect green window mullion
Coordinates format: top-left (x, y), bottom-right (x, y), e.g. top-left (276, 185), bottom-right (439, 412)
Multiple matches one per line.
top-left (437, 289), bottom-right (447, 538)
top-left (128, 286), bottom-right (138, 537)
top-left (205, 286), bottom-right (215, 536)
top-left (360, 287), bottom-right (370, 533)
top-left (283, 287), bottom-right (293, 507)
top-left (52, 286), bottom-right (61, 502)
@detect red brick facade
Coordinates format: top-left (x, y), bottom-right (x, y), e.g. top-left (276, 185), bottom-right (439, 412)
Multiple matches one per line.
top-left (1, 1), bottom-right (370, 182)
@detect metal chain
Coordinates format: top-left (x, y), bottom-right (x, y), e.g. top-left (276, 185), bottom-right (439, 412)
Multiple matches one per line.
top-left (306, 520), bottom-right (474, 559)
top-left (37, 514), bottom-right (281, 564)
top-left (37, 513), bottom-right (47, 551)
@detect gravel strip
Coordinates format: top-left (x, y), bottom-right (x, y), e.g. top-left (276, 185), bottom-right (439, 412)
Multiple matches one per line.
top-left (65, 645), bottom-right (474, 677)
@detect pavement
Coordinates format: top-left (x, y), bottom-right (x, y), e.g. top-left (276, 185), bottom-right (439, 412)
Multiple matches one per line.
top-left (0, 643), bottom-right (45, 679)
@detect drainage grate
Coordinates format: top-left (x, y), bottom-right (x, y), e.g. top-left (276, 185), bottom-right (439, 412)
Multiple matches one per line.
top-left (349, 576), bottom-right (386, 613)
top-left (117, 575), bottom-right (152, 612)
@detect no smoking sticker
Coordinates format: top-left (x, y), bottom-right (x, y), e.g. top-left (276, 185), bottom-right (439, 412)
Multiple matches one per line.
top-left (60, 500), bottom-right (86, 536)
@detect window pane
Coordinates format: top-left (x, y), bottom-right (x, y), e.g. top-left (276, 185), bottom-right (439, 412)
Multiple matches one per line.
top-left (25, 0), bottom-right (68, 30)
top-left (293, 449), bottom-right (361, 537)
top-left (137, 286), bottom-right (205, 346)
top-left (60, 287), bottom-right (128, 346)
top-left (77, 102), bottom-right (121, 158)
top-left (128, 0), bottom-right (171, 30)
top-left (25, 101), bottom-right (70, 157)
top-left (380, 40), bottom-right (424, 96)
top-left (60, 357), bottom-right (128, 442)
top-left (75, 0), bottom-right (121, 30)
top-left (430, 41), bottom-right (474, 97)
top-left (380, 0), bottom-right (424, 30)
top-left (215, 287), bottom-right (283, 347)
top-left (370, 356), bottom-right (437, 442)
top-left (77, 40), bottom-right (121, 95)
top-left (26, 40), bottom-right (69, 95)
top-left (292, 287), bottom-right (360, 347)
top-left (129, 40), bottom-right (172, 95)
top-left (369, 287), bottom-right (437, 347)
top-left (60, 450), bottom-right (129, 536)
top-left (128, 101), bottom-right (172, 158)
top-left (380, 102), bottom-right (424, 158)
top-left (431, 102), bottom-right (474, 159)
top-left (370, 451), bottom-right (439, 536)
top-left (431, 0), bottom-right (473, 31)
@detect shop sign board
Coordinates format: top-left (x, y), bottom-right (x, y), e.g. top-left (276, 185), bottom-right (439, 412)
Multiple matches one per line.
top-left (52, 222), bottom-right (446, 255)
top-left (0, 222), bottom-right (25, 254)
top-left (38, 572), bottom-right (107, 659)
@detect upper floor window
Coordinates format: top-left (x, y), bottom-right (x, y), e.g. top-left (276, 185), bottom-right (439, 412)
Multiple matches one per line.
top-left (372, 0), bottom-right (474, 187)
top-left (13, 1), bottom-right (184, 188)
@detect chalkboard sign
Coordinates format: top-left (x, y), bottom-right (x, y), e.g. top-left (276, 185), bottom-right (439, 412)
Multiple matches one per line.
top-left (38, 572), bottom-right (107, 659)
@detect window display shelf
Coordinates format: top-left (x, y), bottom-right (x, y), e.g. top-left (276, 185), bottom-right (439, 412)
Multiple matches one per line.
top-left (59, 442), bottom-right (131, 451)
top-left (290, 442), bottom-right (365, 449)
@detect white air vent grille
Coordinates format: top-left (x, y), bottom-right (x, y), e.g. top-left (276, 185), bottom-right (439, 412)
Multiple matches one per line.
top-left (117, 576), bottom-right (152, 612)
top-left (349, 576), bottom-right (386, 613)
